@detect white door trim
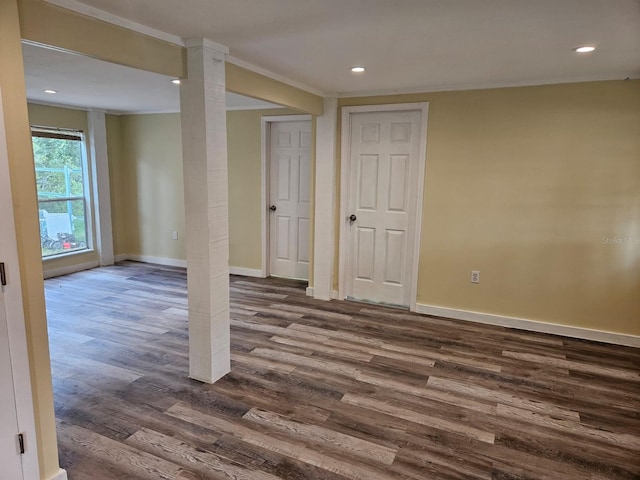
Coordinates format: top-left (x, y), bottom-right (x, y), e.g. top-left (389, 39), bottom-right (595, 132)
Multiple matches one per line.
top-left (260, 114), bottom-right (312, 277)
top-left (0, 87), bottom-right (41, 479)
top-left (312, 98), bottom-right (338, 301)
top-left (339, 103), bottom-right (429, 311)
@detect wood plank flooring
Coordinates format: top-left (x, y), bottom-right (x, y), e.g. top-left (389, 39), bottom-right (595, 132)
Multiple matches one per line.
top-left (45, 261), bottom-right (640, 479)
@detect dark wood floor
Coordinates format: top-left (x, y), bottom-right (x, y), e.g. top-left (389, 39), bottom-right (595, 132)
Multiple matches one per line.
top-left (46, 262), bottom-right (640, 480)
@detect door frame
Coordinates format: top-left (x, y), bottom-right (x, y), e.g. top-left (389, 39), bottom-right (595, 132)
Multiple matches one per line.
top-left (0, 87), bottom-right (41, 479)
top-left (260, 114), bottom-right (312, 278)
top-left (338, 103), bottom-right (429, 311)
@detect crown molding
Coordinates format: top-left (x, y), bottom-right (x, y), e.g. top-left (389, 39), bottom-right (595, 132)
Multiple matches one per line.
top-left (45, 0), bottom-right (634, 104)
top-left (27, 99), bottom-right (285, 116)
top-left (184, 38), bottom-right (229, 55)
top-left (44, 0), bottom-right (185, 46)
top-left (226, 56), bottom-right (327, 97)
top-left (27, 99), bottom-right (88, 111)
top-left (336, 74), bottom-right (638, 98)
top-left (226, 104), bottom-right (284, 111)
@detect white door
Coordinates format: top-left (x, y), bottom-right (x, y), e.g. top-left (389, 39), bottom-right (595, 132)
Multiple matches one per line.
top-left (0, 290), bottom-right (23, 480)
top-left (269, 120), bottom-right (312, 280)
top-left (345, 108), bottom-right (425, 307)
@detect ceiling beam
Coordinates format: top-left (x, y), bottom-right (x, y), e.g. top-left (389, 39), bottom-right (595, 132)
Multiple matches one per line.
top-left (18, 0), bottom-right (186, 78)
top-left (18, 0), bottom-right (324, 115)
top-left (226, 63), bottom-right (323, 115)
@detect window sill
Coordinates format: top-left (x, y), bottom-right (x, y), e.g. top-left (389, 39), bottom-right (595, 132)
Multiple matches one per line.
top-left (42, 248), bottom-right (95, 262)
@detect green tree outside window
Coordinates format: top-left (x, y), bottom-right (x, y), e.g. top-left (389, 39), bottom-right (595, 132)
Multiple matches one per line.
top-left (32, 129), bottom-right (90, 257)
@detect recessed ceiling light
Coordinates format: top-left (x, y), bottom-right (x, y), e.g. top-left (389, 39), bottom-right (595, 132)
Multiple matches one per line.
top-left (573, 46), bottom-right (595, 53)
top-left (351, 66), bottom-right (366, 73)
top-left (171, 79), bottom-right (181, 85)
top-left (44, 89), bottom-right (57, 94)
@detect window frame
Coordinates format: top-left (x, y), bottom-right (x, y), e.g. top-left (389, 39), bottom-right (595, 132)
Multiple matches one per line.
top-left (31, 125), bottom-right (94, 259)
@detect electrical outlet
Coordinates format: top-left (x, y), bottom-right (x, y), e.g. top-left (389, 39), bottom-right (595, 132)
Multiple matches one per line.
top-left (471, 270), bottom-right (480, 284)
top-left (172, 231), bottom-right (178, 240)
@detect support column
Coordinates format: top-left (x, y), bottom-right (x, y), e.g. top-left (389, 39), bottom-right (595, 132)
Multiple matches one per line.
top-left (180, 38), bottom-right (231, 383)
top-left (313, 97), bottom-right (338, 300)
top-left (88, 110), bottom-right (114, 266)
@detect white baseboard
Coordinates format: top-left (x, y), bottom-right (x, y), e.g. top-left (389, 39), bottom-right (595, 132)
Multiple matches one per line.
top-left (115, 256), bottom-right (265, 277)
top-left (229, 266), bottom-right (264, 277)
top-left (415, 303), bottom-right (640, 348)
top-left (43, 260), bottom-right (98, 279)
top-left (123, 254), bottom-right (187, 268)
top-left (307, 287), bottom-right (340, 300)
top-left (46, 468), bottom-right (68, 480)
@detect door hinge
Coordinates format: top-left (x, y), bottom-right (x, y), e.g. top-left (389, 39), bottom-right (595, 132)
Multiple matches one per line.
top-left (0, 262), bottom-right (6, 286)
top-left (18, 433), bottom-right (25, 454)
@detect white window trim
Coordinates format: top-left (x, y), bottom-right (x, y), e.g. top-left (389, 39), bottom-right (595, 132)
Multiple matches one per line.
top-left (88, 110), bottom-right (114, 266)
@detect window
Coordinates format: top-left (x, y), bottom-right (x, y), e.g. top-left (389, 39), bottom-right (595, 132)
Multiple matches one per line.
top-left (32, 127), bottom-right (91, 258)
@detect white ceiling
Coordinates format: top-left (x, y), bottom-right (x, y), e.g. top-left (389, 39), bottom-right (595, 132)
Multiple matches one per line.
top-left (23, 0), bottom-right (640, 113)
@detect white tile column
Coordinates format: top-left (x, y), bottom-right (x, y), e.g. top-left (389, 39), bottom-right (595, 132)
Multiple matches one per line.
top-left (88, 109), bottom-right (114, 266)
top-left (180, 38), bottom-right (230, 383)
top-left (313, 97), bottom-right (338, 300)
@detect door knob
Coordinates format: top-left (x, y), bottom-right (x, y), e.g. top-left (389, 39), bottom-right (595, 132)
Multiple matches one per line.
top-left (349, 214), bottom-right (357, 223)
top-left (270, 205), bottom-right (277, 211)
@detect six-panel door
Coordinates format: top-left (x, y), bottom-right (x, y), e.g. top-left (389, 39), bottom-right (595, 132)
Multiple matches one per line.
top-left (347, 110), bottom-right (422, 306)
top-left (269, 120), bottom-right (312, 280)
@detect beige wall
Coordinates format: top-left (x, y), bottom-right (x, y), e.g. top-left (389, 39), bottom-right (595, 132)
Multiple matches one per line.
top-left (28, 102), bottom-right (88, 131)
top-left (226, 109), bottom-right (266, 270)
top-left (339, 80), bottom-right (640, 336)
top-left (109, 109), bottom-right (303, 271)
top-left (114, 113), bottom-right (186, 261)
top-left (0, 1), bottom-right (59, 477)
top-left (227, 108), bottom-right (300, 270)
top-left (3, 8), bottom-right (638, 478)
top-left (27, 103), bottom-right (100, 274)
